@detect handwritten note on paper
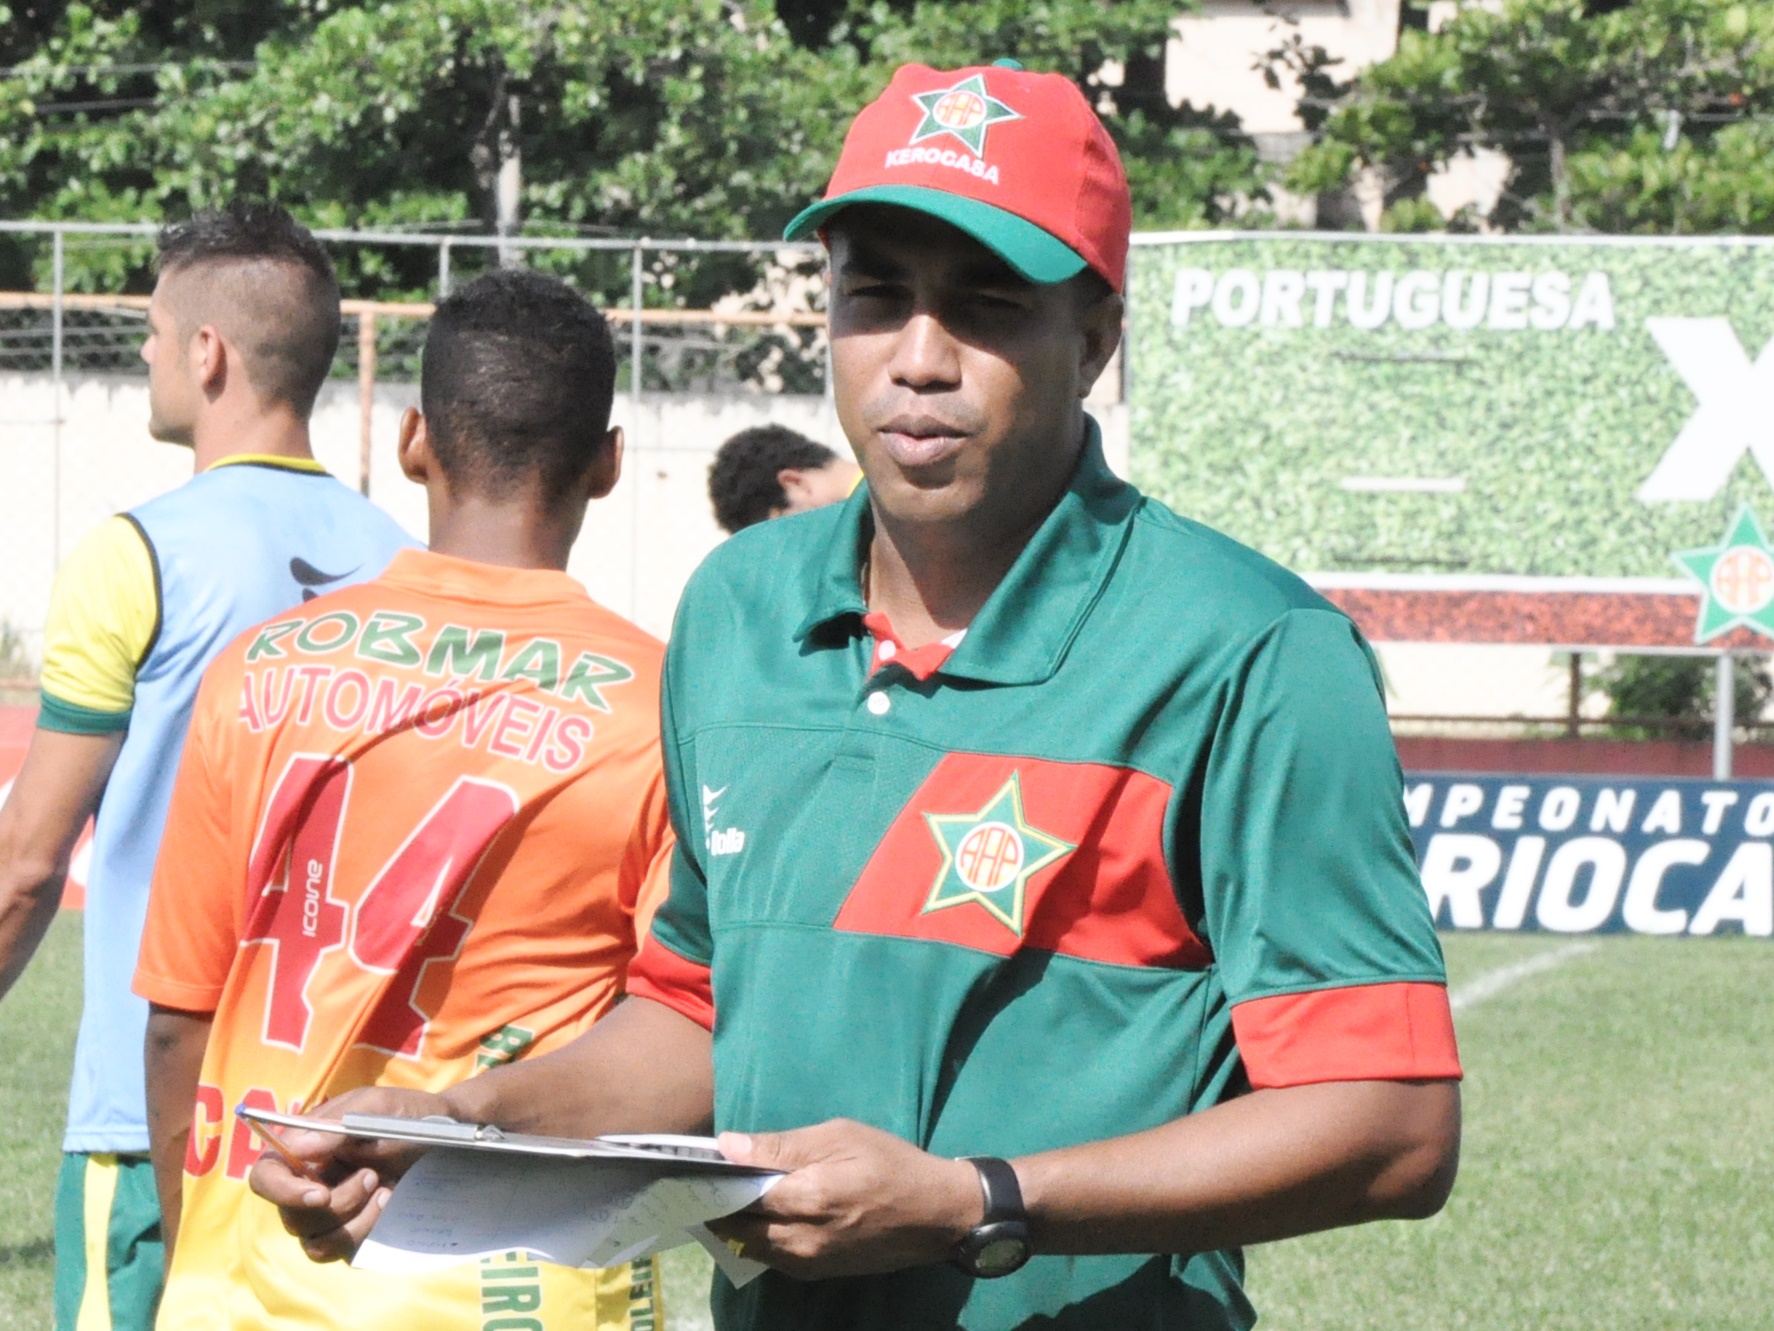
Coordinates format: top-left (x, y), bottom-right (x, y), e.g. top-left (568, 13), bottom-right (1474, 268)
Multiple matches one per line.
top-left (353, 1151), bottom-right (652, 1275)
top-left (579, 1174), bottom-right (782, 1268)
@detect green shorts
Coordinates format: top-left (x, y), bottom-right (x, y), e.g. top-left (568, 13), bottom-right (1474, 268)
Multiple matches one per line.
top-left (53, 1152), bottom-right (164, 1331)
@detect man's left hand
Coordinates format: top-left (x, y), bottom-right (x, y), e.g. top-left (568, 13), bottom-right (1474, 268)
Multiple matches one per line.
top-left (710, 1118), bottom-right (983, 1280)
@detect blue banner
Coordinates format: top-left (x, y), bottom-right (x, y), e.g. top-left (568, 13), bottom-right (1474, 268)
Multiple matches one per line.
top-left (1406, 773), bottom-right (1773, 936)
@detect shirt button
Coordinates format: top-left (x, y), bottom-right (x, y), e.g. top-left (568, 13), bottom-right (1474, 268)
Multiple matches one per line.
top-left (867, 691), bottom-right (892, 716)
top-left (877, 639), bottom-right (898, 661)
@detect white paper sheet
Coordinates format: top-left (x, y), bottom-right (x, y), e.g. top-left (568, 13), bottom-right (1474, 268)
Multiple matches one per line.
top-left (686, 1221), bottom-right (774, 1287)
top-left (352, 1148), bottom-right (778, 1287)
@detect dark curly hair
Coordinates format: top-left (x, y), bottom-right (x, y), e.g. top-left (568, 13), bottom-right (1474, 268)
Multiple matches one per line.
top-left (420, 268), bottom-right (617, 501)
top-left (708, 425), bottom-right (839, 533)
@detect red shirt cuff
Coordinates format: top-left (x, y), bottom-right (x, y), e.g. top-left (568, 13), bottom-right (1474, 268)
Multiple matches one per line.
top-left (1231, 980), bottom-right (1463, 1089)
top-left (627, 934), bottom-right (715, 1031)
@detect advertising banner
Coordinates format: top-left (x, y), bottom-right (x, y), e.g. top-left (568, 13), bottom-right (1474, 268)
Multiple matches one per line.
top-left (1127, 234), bottom-right (1774, 648)
top-left (1409, 772), bottom-right (1774, 936)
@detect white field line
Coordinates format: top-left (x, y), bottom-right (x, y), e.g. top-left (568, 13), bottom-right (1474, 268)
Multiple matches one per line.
top-left (666, 940), bottom-right (1600, 1331)
top-left (1449, 940), bottom-right (1600, 1013)
top-left (660, 944), bottom-right (1597, 1331)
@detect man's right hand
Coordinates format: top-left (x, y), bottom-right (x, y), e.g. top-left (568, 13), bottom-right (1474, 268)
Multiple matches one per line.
top-left (252, 996), bottom-right (719, 1263)
top-left (247, 1085), bottom-right (451, 1263)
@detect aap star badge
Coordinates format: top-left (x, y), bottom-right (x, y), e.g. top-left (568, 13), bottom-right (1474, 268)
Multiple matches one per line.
top-left (1674, 504), bottom-right (1774, 642)
top-left (922, 773), bottom-right (1073, 935)
top-left (909, 74), bottom-right (1021, 156)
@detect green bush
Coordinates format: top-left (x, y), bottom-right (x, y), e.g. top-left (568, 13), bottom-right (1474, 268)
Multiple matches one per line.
top-left (1596, 654), bottom-right (1772, 740)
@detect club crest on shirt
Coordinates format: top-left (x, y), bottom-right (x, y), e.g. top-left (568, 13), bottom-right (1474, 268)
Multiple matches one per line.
top-left (922, 773), bottom-right (1073, 935)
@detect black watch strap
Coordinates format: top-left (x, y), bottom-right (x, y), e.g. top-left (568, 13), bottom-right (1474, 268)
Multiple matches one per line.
top-left (953, 1156), bottom-right (1033, 1279)
top-left (963, 1155), bottom-right (1027, 1225)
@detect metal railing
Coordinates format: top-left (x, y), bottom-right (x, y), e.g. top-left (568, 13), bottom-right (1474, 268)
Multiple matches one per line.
top-left (0, 219), bottom-right (833, 394)
top-left (1389, 713), bottom-right (1774, 740)
top-left (0, 219), bottom-right (856, 630)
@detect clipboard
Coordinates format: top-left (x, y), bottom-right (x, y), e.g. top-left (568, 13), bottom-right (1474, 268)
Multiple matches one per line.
top-left (235, 1105), bottom-right (776, 1176)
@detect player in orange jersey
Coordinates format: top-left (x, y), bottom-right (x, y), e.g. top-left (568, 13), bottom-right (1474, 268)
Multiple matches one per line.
top-left (133, 269), bottom-right (674, 1331)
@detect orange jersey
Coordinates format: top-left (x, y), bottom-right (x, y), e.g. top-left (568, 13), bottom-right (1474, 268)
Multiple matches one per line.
top-left (135, 549), bottom-right (673, 1331)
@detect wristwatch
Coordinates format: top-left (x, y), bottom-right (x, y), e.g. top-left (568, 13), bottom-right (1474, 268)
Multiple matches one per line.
top-left (951, 1156), bottom-right (1033, 1279)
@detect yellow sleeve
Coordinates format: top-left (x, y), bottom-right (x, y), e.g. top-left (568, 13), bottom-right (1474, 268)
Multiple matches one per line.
top-left (38, 516), bottom-right (158, 735)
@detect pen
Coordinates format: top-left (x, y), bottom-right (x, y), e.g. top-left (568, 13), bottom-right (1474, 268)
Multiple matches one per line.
top-left (240, 1108), bottom-right (326, 1181)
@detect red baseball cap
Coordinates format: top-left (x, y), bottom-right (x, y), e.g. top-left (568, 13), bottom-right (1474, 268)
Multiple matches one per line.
top-left (784, 60), bottom-right (1131, 292)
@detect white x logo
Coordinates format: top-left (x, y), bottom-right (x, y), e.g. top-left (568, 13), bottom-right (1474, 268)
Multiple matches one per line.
top-left (1637, 317), bottom-right (1774, 502)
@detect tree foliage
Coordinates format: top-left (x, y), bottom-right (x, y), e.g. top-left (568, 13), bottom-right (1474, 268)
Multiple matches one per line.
top-left (1286, 0), bottom-right (1774, 234)
top-left (1596, 654), bottom-right (1773, 739)
top-left (0, 0), bottom-right (1269, 300)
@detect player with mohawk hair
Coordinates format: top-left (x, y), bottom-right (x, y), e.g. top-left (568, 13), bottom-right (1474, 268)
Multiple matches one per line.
top-left (0, 199), bottom-right (409, 1331)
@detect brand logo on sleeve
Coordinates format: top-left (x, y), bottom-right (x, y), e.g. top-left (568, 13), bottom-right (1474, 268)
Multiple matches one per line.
top-left (702, 783), bottom-right (747, 857)
top-left (922, 773), bottom-right (1073, 935)
top-left (289, 556), bottom-right (356, 603)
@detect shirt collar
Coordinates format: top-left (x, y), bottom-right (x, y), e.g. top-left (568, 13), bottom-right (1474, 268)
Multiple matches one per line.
top-left (862, 612), bottom-right (966, 681)
top-left (793, 416), bottom-right (1140, 686)
top-left (377, 548), bottom-right (592, 606)
top-left (205, 453), bottom-right (329, 475)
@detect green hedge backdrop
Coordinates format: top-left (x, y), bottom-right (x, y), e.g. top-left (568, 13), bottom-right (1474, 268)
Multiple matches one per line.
top-left (1128, 234), bottom-right (1774, 578)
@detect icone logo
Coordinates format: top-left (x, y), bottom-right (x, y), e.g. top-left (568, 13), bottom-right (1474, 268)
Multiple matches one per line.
top-left (922, 773), bottom-right (1072, 935)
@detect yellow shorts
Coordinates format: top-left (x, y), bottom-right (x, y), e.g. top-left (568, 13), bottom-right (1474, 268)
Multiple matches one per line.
top-left (155, 1247), bottom-right (663, 1330)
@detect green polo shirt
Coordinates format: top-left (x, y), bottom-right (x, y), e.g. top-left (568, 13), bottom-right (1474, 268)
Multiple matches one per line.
top-left (631, 420), bottom-right (1461, 1331)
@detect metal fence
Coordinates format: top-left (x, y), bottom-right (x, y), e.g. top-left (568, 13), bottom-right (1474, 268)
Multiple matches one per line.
top-left (0, 219), bottom-right (833, 393)
top-left (0, 220), bottom-right (859, 654)
top-left (0, 220), bottom-right (1752, 753)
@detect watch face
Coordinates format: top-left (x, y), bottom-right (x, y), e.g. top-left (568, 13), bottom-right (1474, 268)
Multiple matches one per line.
top-left (974, 1233), bottom-right (1031, 1278)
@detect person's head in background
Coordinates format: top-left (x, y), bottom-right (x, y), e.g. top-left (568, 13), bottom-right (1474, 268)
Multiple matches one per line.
top-left (397, 268), bottom-right (622, 571)
top-left (708, 425), bottom-right (862, 534)
top-left (143, 200), bottom-right (340, 448)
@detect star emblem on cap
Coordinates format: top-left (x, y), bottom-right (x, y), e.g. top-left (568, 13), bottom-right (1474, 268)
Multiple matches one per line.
top-left (908, 74), bottom-right (1021, 156)
top-left (922, 774), bottom-right (1073, 935)
top-left (1674, 504), bottom-right (1774, 642)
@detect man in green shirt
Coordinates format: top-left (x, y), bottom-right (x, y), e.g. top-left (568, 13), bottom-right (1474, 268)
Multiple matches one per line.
top-left (256, 61), bottom-right (1462, 1331)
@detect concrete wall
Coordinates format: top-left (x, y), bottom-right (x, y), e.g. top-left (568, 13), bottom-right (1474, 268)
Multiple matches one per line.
top-left (1374, 642), bottom-right (1584, 722)
top-left (0, 373), bottom-right (1130, 647)
top-left (0, 373), bottom-right (1715, 731)
top-left (1168, 0), bottom-right (1402, 140)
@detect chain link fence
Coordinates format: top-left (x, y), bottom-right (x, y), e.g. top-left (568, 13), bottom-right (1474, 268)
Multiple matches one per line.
top-left (0, 298), bottom-right (826, 389)
top-left (0, 218), bottom-right (1133, 663)
top-left (0, 222), bottom-right (832, 393)
top-left (0, 298), bottom-right (150, 375)
top-left (0, 221), bottom-right (858, 654)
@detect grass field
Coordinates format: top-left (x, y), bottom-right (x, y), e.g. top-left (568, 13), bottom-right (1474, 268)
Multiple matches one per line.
top-left (3, 916), bottom-right (1769, 1330)
top-left (0, 912), bottom-right (74, 1329)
